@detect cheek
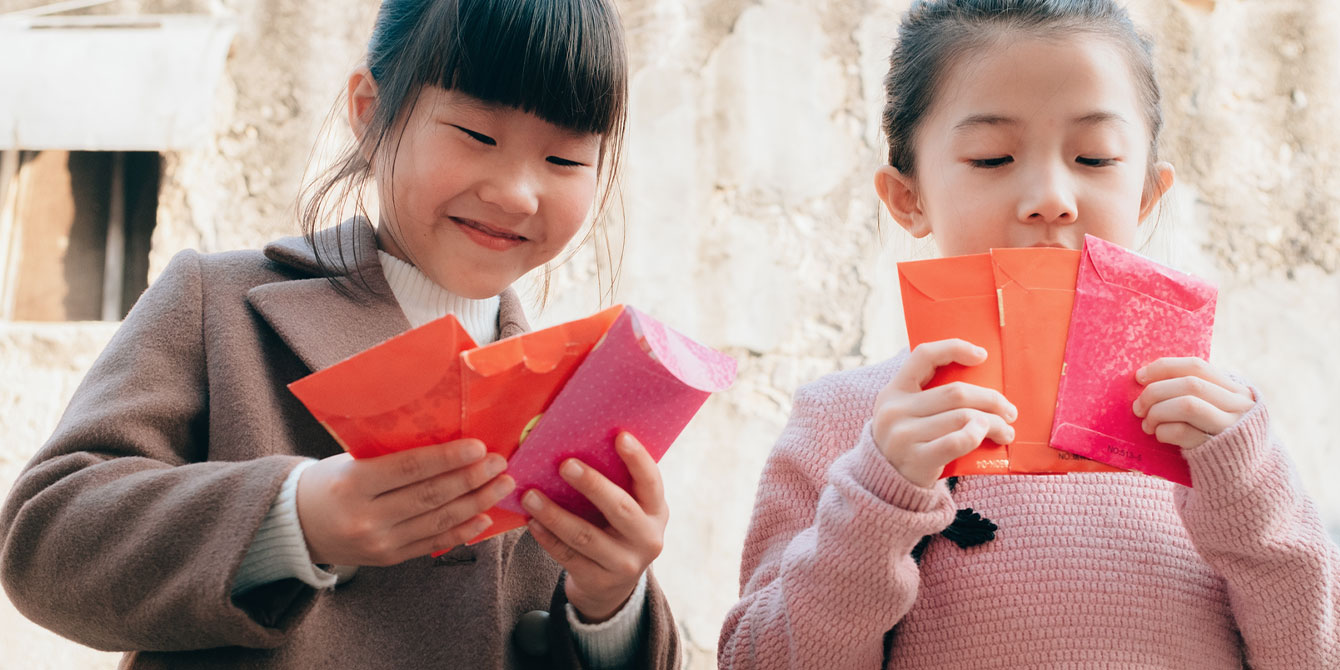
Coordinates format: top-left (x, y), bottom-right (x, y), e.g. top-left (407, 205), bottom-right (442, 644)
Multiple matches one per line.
top-left (551, 177), bottom-right (599, 237)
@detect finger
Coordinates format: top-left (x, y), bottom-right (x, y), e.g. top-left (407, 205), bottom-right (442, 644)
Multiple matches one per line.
top-left (374, 453), bottom-right (508, 519)
top-left (520, 489), bottom-right (623, 571)
top-left (1136, 358), bottom-right (1250, 396)
top-left (392, 474), bottom-right (515, 550)
top-left (1141, 395), bottom-right (1240, 438)
top-left (398, 513), bottom-right (496, 559)
top-left (914, 382), bottom-right (1017, 423)
top-left (359, 439), bottom-right (488, 495)
top-left (913, 414), bottom-right (993, 480)
top-left (893, 339), bottom-right (990, 393)
top-left (558, 456), bottom-right (662, 547)
top-left (1133, 375), bottom-right (1254, 418)
top-left (1151, 421), bottom-right (1211, 451)
top-left (892, 408), bottom-right (1015, 450)
top-left (614, 433), bottom-right (667, 517)
top-left (527, 519), bottom-right (608, 577)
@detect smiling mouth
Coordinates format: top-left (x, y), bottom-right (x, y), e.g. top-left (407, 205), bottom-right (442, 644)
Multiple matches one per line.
top-left (453, 217), bottom-right (527, 241)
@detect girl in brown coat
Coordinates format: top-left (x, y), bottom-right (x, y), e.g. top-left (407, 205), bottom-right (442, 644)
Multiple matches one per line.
top-left (0, 1), bottom-right (680, 668)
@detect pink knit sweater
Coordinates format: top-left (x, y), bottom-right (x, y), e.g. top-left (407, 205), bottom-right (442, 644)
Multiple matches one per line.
top-left (719, 354), bottom-right (1340, 669)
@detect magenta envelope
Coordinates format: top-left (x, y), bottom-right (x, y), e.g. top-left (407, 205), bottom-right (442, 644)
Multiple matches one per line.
top-left (496, 306), bottom-right (737, 524)
top-left (1049, 235), bottom-right (1217, 486)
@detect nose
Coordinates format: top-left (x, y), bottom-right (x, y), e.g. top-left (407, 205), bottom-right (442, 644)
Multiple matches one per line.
top-left (477, 162), bottom-right (540, 217)
top-left (1017, 163), bottom-right (1077, 225)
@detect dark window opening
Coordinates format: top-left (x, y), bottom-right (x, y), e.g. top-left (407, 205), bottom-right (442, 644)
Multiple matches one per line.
top-left (1, 149), bottom-right (160, 321)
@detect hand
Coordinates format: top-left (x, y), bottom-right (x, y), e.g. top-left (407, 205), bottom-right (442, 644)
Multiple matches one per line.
top-left (872, 339), bottom-right (1018, 488)
top-left (1133, 357), bottom-right (1255, 450)
top-left (522, 432), bottom-right (668, 623)
top-left (296, 439), bottom-right (515, 567)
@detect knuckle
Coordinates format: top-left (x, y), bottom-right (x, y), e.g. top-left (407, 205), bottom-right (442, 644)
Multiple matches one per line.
top-left (397, 452), bottom-right (425, 481)
top-left (417, 477), bottom-right (449, 509)
top-left (943, 383), bottom-right (970, 404)
top-left (571, 526), bottom-right (597, 550)
top-left (614, 497), bottom-right (642, 522)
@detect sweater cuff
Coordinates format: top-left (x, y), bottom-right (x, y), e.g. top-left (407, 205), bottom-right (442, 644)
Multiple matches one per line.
top-left (1180, 393), bottom-right (1272, 494)
top-left (566, 571), bottom-right (647, 669)
top-left (844, 421), bottom-right (951, 514)
top-left (232, 459), bottom-right (338, 595)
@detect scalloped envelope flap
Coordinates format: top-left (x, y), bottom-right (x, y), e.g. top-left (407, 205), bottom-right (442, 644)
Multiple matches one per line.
top-left (288, 315), bottom-right (476, 419)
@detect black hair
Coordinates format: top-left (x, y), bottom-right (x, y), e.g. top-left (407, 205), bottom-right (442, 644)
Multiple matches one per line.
top-left (881, 0), bottom-right (1163, 191)
top-left (300, 0), bottom-right (628, 300)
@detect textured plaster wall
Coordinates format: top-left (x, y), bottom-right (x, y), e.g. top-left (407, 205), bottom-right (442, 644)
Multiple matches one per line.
top-left (1, 0), bottom-right (1338, 668)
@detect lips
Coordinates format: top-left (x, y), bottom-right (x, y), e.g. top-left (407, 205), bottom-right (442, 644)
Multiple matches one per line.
top-left (452, 217), bottom-right (526, 241)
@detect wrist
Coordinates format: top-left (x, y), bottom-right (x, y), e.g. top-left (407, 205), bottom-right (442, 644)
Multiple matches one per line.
top-left (569, 582), bottom-right (636, 624)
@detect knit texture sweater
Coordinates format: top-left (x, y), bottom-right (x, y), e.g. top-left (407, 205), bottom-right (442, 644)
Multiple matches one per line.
top-left (718, 353), bottom-right (1340, 669)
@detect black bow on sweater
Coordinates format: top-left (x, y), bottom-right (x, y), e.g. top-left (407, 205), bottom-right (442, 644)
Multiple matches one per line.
top-left (910, 477), bottom-right (997, 564)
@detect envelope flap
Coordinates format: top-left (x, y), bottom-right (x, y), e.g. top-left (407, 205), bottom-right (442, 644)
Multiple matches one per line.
top-left (991, 247), bottom-right (1080, 290)
top-left (897, 253), bottom-right (995, 301)
top-left (463, 305), bottom-right (623, 376)
top-left (627, 307), bottom-right (738, 392)
top-left (1083, 235), bottom-right (1216, 311)
top-left (288, 315), bottom-right (476, 418)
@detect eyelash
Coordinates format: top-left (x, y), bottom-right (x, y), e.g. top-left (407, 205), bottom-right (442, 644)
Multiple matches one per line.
top-left (452, 124), bottom-right (586, 167)
top-left (970, 156), bottom-right (1013, 168)
top-left (968, 156), bottom-right (1117, 168)
top-left (1076, 156), bottom-right (1117, 167)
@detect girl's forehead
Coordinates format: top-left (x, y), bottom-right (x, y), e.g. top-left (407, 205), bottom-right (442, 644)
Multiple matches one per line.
top-left (930, 35), bottom-right (1145, 129)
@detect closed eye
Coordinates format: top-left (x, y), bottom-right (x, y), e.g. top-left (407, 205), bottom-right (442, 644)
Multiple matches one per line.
top-left (546, 156), bottom-right (587, 167)
top-left (1076, 156), bottom-right (1116, 167)
top-left (451, 124), bottom-right (496, 146)
top-left (969, 156), bottom-right (1013, 168)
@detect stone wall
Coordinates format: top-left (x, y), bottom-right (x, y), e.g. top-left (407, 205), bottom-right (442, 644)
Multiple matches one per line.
top-left (1, 0), bottom-right (1337, 667)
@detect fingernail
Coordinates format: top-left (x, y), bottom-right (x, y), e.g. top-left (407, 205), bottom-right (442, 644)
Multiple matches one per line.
top-left (561, 460), bottom-right (583, 480)
top-left (1007, 404), bottom-right (1019, 423)
top-left (616, 433), bottom-right (635, 452)
top-left (485, 455), bottom-right (507, 477)
top-left (1132, 400), bottom-right (1143, 417)
top-left (522, 490), bottom-right (542, 511)
top-left (494, 475), bottom-right (515, 495)
top-left (464, 441), bottom-right (486, 461)
top-left (1141, 420), bottom-right (1151, 434)
top-left (1135, 367), bottom-right (1147, 383)
top-left (472, 516), bottom-right (492, 533)
top-left (976, 346), bottom-right (988, 357)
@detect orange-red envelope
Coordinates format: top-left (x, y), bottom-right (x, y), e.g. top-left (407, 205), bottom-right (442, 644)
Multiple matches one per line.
top-left (898, 253), bottom-right (1008, 476)
top-left (992, 248), bottom-right (1121, 474)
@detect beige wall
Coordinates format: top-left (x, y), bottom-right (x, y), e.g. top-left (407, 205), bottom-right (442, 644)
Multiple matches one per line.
top-left (1, 0), bottom-right (1338, 668)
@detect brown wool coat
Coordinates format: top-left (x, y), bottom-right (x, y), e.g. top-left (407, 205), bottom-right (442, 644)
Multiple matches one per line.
top-left (0, 220), bottom-right (680, 669)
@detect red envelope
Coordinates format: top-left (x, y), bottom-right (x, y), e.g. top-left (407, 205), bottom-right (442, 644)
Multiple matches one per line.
top-left (992, 248), bottom-right (1122, 474)
top-left (898, 254), bottom-right (1009, 476)
top-left (287, 316), bottom-right (476, 459)
top-left (1049, 235), bottom-right (1217, 486)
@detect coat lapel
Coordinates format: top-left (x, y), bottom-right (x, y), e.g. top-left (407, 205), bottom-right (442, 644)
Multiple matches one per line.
top-left (247, 218), bottom-right (532, 373)
top-left (246, 220), bottom-right (410, 372)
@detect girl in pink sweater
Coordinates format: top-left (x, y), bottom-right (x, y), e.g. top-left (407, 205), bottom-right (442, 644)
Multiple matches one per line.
top-left (718, 1), bottom-right (1340, 668)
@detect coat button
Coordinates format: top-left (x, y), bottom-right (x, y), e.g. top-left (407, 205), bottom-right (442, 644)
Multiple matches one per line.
top-left (512, 609), bottom-right (550, 657)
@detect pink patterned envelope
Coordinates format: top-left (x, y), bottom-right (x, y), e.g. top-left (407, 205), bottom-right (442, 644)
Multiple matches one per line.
top-left (495, 306), bottom-right (737, 526)
top-left (1049, 235), bottom-right (1217, 486)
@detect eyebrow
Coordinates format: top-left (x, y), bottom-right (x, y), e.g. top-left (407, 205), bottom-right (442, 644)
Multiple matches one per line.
top-left (952, 111), bottom-right (1130, 133)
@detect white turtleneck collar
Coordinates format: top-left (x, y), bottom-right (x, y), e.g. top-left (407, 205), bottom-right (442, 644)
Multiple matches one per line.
top-left (378, 251), bottom-right (501, 344)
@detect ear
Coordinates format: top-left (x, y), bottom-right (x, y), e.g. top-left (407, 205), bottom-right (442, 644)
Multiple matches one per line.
top-left (874, 165), bottom-right (932, 238)
top-left (1138, 161), bottom-right (1175, 223)
top-left (347, 66), bottom-right (379, 158)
